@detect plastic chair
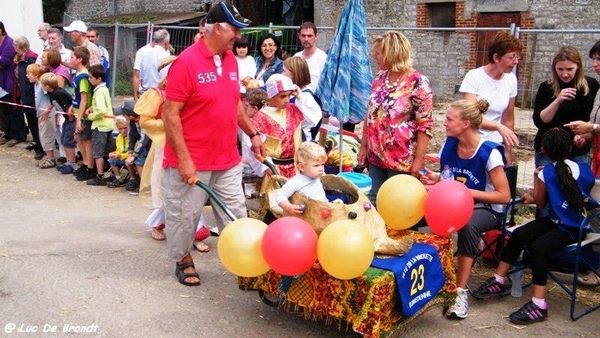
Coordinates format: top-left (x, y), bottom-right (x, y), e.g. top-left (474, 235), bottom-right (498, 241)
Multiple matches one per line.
top-left (475, 165), bottom-right (521, 264)
top-left (506, 211), bottom-right (600, 321)
top-left (547, 210), bottom-right (600, 320)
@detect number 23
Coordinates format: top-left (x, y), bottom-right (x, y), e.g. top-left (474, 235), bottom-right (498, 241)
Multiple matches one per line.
top-left (410, 264), bottom-right (425, 296)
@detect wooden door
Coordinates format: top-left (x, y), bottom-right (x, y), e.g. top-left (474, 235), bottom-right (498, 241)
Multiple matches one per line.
top-left (476, 13), bottom-right (521, 67)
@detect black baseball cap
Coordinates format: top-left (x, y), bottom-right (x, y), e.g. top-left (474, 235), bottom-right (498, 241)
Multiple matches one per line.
top-left (205, 2), bottom-right (251, 28)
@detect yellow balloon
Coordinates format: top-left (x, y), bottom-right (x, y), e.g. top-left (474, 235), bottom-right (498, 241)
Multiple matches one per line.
top-left (376, 175), bottom-right (426, 230)
top-left (217, 218), bottom-right (270, 277)
top-left (317, 220), bottom-right (375, 280)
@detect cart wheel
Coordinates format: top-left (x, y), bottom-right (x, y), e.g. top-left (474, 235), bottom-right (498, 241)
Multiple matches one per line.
top-left (258, 290), bottom-right (280, 307)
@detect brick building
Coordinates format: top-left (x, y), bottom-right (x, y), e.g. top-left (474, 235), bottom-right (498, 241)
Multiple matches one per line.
top-left (315, 0), bottom-right (600, 104)
top-left (66, 0), bottom-right (600, 102)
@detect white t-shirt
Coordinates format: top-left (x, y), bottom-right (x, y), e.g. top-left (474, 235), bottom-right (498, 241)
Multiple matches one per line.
top-left (133, 44), bottom-right (153, 71)
top-left (538, 159), bottom-right (580, 183)
top-left (274, 173), bottom-right (328, 205)
top-left (294, 48), bottom-right (327, 92)
top-left (293, 91), bottom-right (322, 141)
top-left (35, 45), bottom-right (72, 65)
top-left (138, 45), bottom-right (170, 91)
top-left (459, 66), bottom-right (518, 144)
top-left (236, 55), bottom-right (257, 83)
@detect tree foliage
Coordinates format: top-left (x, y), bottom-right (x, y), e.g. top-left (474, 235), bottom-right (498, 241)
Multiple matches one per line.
top-left (42, 0), bottom-right (70, 24)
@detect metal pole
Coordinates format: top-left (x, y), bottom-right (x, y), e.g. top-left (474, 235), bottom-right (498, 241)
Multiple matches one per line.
top-left (148, 22), bottom-right (153, 44)
top-left (111, 23), bottom-right (119, 99)
top-left (511, 23), bottom-right (518, 76)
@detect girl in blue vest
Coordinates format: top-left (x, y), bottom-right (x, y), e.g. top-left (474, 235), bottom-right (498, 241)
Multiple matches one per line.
top-left (421, 98), bottom-right (511, 320)
top-left (471, 127), bottom-right (596, 325)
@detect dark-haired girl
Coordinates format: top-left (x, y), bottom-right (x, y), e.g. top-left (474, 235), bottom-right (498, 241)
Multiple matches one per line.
top-left (471, 127), bottom-right (596, 325)
top-left (233, 36), bottom-right (256, 92)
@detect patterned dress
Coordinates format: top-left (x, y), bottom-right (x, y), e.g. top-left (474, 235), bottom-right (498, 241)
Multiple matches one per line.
top-left (365, 69), bottom-right (433, 172)
top-left (251, 104), bottom-right (304, 178)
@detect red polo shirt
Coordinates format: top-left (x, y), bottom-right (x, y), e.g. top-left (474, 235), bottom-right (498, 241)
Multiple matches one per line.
top-left (163, 39), bottom-right (241, 170)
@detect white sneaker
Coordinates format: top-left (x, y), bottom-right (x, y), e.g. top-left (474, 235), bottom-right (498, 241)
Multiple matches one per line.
top-left (446, 287), bottom-right (469, 319)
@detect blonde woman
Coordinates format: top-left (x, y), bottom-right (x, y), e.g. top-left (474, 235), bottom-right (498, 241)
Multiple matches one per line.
top-left (420, 99), bottom-right (510, 320)
top-left (533, 46), bottom-right (600, 167)
top-left (357, 31), bottom-right (433, 206)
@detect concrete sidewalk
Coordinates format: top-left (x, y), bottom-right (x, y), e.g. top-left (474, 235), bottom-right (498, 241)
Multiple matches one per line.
top-left (0, 145), bottom-right (598, 337)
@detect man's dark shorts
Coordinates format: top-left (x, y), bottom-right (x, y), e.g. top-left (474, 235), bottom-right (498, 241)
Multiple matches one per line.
top-left (92, 129), bottom-right (116, 159)
top-left (61, 119), bottom-right (76, 148)
top-left (79, 120), bottom-right (93, 141)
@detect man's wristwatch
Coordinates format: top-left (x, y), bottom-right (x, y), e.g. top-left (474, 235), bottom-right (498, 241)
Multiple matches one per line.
top-left (249, 131), bottom-right (261, 139)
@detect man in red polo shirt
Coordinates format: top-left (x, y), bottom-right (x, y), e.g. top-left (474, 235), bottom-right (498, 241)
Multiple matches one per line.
top-left (162, 1), bottom-right (264, 286)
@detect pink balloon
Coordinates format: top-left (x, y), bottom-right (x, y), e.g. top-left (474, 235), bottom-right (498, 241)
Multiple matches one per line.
top-left (424, 180), bottom-right (474, 236)
top-left (261, 217), bottom-right (318, 276)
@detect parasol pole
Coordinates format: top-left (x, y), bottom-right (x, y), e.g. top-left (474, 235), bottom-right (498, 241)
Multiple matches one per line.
top-left (318, 6), bottom-right (344, 149)
top-left (338, 4), bottom-right (353, 174)
top-left (338, 117), bottom-right (344, 173)
top-left (318, 116), bottom-right (329, 148)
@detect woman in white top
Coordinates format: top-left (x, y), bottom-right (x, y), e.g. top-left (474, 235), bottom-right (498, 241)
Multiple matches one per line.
top-left (459, 31), bottom-right (522, 164)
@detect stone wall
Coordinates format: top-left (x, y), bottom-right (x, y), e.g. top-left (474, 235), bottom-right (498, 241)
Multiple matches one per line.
top-left (316, 0), bottom-right (600, 103)
top-left (65, 0), bottom-right (600, 102)
top-left (66, 0), bottom-right (198, 20)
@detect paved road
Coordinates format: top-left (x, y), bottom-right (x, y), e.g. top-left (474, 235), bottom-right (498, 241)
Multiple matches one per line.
top-left (1, 145), bottom-right (598, 337)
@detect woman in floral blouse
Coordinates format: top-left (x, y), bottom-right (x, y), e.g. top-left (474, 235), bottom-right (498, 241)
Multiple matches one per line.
top-left (357, 31), bottom-right (433, 206)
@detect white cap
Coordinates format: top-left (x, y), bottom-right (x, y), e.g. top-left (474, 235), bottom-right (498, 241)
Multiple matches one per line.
top-left (265, 74), bottom-right (296, 99)
top-left (64, 20), bottom-right (87, 33)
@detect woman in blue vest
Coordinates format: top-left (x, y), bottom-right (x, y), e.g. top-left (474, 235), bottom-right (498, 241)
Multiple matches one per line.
top-left (471, 127), bottom-right (596, 325)
top-left (420, 98), bottom-right (510, 320)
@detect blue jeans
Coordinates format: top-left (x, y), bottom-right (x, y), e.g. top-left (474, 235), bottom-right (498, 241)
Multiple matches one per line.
top-left (367, 164), bottom-right (404, 207)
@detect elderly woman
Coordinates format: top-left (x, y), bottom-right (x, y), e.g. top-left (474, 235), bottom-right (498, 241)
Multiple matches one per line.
top-left (12, 36), bottom-right (39, 153)
top-left (357, 31), bottom-right (433, 206)
top-left (249, 33), bottom-right (283, 88)
top-left (420, 99), bottom-right (511, 320)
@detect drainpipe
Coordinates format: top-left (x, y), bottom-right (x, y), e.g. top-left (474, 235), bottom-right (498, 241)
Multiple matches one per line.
top-left (112, 0), bottom-right (116, 15)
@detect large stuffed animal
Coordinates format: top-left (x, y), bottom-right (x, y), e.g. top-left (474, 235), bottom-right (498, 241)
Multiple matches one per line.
top-left (263, 174), bottom-right (413, 255)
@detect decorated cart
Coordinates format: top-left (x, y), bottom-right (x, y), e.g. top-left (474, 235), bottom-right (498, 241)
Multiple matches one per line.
top-left (202, 171), bottom-right (458, 337)
top-left (238, 230), bottom-right (456, 337)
